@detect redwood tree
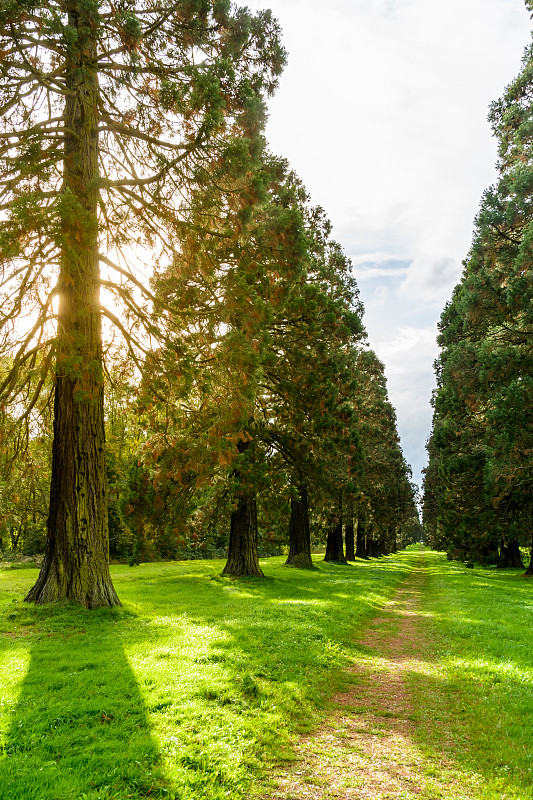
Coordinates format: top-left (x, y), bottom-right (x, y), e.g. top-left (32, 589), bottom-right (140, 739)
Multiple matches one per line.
top-left (0, 0), bottom-right (284, 605)
top-left (135, 156), bottom-right (367, 573)
top-left (424, 16), bottom-right (533, 570)
top-left (286, 482), bottom-right (313, 568)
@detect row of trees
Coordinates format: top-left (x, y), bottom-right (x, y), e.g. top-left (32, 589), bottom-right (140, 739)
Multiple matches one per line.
top-left (423, 9), bottom-right (533, 572)
top-left (0, 152), bottom-right (419, 576)
top-left (0, 0), bottom-right (417, 606)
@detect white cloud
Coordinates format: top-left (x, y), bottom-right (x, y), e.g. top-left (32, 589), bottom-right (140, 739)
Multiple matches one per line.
top-left (372, 327), bottom-right (439, 483)
top-left (350, 252), bottom-right (409, 267)
top-left (398, 255), bottom-right (461, 304)
top-left (357, 266), bottom-right (410, 280)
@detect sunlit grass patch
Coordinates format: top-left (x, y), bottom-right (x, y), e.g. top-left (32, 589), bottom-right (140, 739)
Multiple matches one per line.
top-left (0, 552), bottom-right (412, 799)
top-left (411, 551), bottom-right (533, 800)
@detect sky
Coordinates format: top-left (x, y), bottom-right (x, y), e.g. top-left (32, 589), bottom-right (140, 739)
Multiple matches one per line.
top-left (244, 0), bottom-right (532, 493)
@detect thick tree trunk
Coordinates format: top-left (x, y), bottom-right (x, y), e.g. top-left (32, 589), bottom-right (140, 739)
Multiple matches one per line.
top-left (222, 437), bottom-right (263, 577)
top-left (26, 4), bottom-right (119, 608)
top-left (324, 499), bottom-right (346, 563)
top-left (355, 517), bottom-right (368, 559)
top-left (345, 499), bottom-right (355, 562)
top-left (376, 532), bottom-right (387, 556)
top-left (366, 536), bottom-right (379, 558)
top-left (222, 487), bottom-right (264, 576)
top-left (285, 484), bottom-right (313, 568)
top-left (498, 537), bottom-right (524, 569)
top-left (474, 543), bottom-right (499, 566)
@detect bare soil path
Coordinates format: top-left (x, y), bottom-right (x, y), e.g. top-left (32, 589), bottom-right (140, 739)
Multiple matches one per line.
top-left (259, 555), bottom-right (475, 800)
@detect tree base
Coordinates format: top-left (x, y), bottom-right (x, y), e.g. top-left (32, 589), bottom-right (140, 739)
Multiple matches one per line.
top-left (285, 553), bottom-right (314, 569)
top-left (222, 561), bottom-right (264, 578)
top-left (498, 539), bottom-right (525, 569)
top-left (222, 487), bottom-right (264, 577)
top-left (25, 556), bottom-right (121, 609)
top-left (324, 519), bottom-right (345, 563)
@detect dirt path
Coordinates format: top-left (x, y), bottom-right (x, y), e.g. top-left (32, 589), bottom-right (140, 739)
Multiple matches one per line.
top-left (260, 556), bottom-right (453, 800)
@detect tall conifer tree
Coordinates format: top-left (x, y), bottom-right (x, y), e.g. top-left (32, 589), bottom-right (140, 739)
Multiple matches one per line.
top-left (425, 9), bottom-right (533, 569)
top-left (0, 0), bottom-right (284, 605)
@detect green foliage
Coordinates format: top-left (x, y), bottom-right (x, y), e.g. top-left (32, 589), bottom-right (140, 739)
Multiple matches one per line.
top-left (425, 18), bottom-right (533, 565)
top-left (0, 0), bottom-right (414, 581)
top-left (0, 0), bottom-right (287, 603)
top-left (0, 357), bottom-right (52, 557)
top-left (349, 349), bottom-right (419, 554)
top-left (126, 149), bottom-right (415, 565)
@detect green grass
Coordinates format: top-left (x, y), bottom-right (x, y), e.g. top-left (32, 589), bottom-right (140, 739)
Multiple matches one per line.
top-left (407, 550), bottom-right (533, 800)
top-left (0, 553), bottom-right (412, 800)
top-left (4, 549), bottom-right (532, 800)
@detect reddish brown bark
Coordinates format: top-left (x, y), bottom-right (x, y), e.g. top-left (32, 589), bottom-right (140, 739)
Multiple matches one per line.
top-left (286, 484), bottom-right (313, 568)
top-left (324, 499), bottom-right (346, 563)
top-left (498, 537), bottom-right (524, 569)
top-left (356, 517), bottom-right (368, 559)
top-left (222, 487), bottom-right (264, 577)
top-left (345, 499), bottom-right (355, 561)
top-left (26, 3), bottom-right (119, 607)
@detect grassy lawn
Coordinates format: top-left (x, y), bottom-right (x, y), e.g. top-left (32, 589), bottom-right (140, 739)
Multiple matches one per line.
top-left (3, 549), bottom-right (532, 800)
top-left (0, 553), bottom-right (412, 800)
top-left (409, 550), bottom-right (533, 800)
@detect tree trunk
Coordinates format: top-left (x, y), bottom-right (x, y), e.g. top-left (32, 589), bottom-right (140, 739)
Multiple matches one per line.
top-left (376, 532), bottom-right (387, 556)
top-left (222, 487), bottom-right (264, 577)
top-left (498, 537), bottom-right (524, 569)
top-left (367, 536), bottom-right (379, 558)
top-left (324, 499), bottom-right (346, 563)
top-left (345, 499), bottom-right (355, 561)
top-left (26, 3), bottom-right (119, 608)
top-left (222, 437), bottom-right (263, 577)
top-left (355, 517), bottom-right (368, 559)
top-left (525, 529), bottom-right (533, 576)
top-left (474, 543), bottom-right (499, 566)
top-left (285, 483), bottom-right (313, 568)
top-left (10, 526), bottom-right (22, 552)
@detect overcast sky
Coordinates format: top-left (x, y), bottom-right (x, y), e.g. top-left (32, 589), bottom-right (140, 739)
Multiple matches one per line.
top-left (244, 0), bottom-right (532, 492)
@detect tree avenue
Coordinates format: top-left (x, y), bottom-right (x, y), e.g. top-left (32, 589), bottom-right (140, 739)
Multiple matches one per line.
top-left (120, 151), bottom-right (417, 571)
top-left (0, 0), bottom-right (417, 590)
top-left (0, 0), bottom-right (284, 606)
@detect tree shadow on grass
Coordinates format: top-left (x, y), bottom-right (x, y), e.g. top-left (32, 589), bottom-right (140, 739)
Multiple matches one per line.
top-left (0, 554), bottom-right (417, 800)
top-left (188, 554), bottom-right (533, 799)
top-left (0, 603), bottom-right (168, 800)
